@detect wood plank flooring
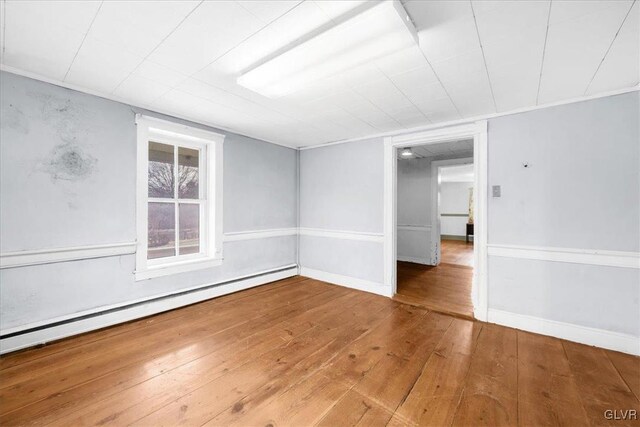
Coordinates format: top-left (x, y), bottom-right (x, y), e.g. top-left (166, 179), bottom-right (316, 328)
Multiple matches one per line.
top-left (395, 240), bottom-right (474, 319)
top-left (1, 275), bottom-right (638, 426)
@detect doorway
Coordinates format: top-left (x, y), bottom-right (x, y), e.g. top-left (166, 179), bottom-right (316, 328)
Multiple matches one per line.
top-left (393, 144), bottom-right (475, 318)
top-left (383, 122), bottom-right (488, 321)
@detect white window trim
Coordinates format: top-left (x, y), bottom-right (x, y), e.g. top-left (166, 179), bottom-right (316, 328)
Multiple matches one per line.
top-left (135, 114), bottom-right (224, 281)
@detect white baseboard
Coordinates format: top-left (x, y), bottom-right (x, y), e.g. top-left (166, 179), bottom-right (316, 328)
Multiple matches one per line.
top-left (299, 267), bottom-right (392, 297)
top-left (0, 267), bottom-right (298, 355)
top-left (397, 256), bottom-right (431, 265)
top-left (488, 309), bottom-right (640, 356)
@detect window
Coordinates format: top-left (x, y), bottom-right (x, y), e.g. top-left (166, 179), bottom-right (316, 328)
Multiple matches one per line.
top-left (135, 115), bottom-right (224, 280)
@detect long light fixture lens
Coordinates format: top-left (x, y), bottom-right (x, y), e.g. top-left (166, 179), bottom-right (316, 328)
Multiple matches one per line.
top-left (237, 1), bottom-right (418, 98)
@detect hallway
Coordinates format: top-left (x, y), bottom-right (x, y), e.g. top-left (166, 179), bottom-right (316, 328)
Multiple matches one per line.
top-left (394, 240), bottom-right (474, 318)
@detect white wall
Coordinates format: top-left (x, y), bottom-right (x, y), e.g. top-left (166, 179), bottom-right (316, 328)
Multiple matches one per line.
top-left (298, 91), bottom-right (640, 351)
top-left (440, 182), bottom-right (472, 237)
top-left (0, 72), bottom-right (298, 339)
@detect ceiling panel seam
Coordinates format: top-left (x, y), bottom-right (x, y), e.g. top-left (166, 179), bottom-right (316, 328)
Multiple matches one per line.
top-left (584, 0), bottom-right (637, 95)
top-left (109, 0), bottom-right (204, 95)
top-left (536, 0), bottom-right (553, 105)
top-left (63, 1), bottom-right (104, 82)
top-left (469, 0), bottom-right (497, 113)
top-left (378, 64), bottom-right (433, 124)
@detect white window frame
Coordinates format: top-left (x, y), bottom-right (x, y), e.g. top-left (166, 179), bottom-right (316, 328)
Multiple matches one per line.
top-left (135, 114), bottom-right (224, 280)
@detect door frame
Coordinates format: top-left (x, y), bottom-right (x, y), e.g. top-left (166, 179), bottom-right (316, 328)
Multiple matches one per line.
top-left (430, 157), bottom-right (474, 265)
top-left (383, 121), bottom-right (488, 321)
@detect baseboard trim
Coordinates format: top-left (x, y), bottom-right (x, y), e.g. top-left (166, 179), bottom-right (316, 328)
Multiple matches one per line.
top-left (441, 235), bottom-right (471, 241)
top-left (397, 256), bottom-right (431, 265)
top-left (0, 266), bottom-right (298, 354)
top-left (488, 309), bottom-right (640, 356)
top-left (299, 267), bottom-right (392, 297)
top-left (397, 225), bottom-right (431, 232)
top-left (488, 244), bottom-right (640, 269)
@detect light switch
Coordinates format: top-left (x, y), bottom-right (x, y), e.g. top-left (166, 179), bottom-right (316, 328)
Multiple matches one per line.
top-left (492, 185), bottom-right (501, 197)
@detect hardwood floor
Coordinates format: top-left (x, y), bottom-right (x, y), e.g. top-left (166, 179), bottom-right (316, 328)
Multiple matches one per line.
top-left (1, 276), bottom-right (638, 426)
top-left (395, 240), bottom-right (474, 319)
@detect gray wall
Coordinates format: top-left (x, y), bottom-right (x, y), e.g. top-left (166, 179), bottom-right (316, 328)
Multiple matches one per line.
top-left (487, 91), bottom-right (639, 336)
top-left (397, 158), bottom-right (431, 227)
top-left (298, 138), bottom-right (384, 284)
top-left (0, 72), bottom-right (298, 330)
top-left (298, 91), bottom-right (639, 337)
top-left (488, 92), bottom-right (639, 252)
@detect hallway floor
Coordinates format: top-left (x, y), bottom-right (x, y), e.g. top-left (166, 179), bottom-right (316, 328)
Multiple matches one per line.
top-left (395, 240), bottom-right (474, 319)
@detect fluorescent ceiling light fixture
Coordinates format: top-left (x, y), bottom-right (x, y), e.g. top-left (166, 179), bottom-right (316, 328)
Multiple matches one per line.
top-left (401, 148), bottom-right (413, 157)
top-left (237, 0), bottom-right (418, 98)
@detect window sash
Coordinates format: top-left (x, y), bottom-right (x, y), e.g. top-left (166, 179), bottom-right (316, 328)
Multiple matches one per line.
top-left (147, 140), bottom-right (206, 264)
top-left (135, 114), bottom-right (224, 281)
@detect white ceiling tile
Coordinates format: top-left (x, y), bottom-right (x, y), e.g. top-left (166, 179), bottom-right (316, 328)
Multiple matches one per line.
top-left (390, 64), bottom-right (439, 88)
top-left (2, 0), bottom-right (100, 80)
top-left (587, 2), bottom-right (640, 94)
top-left (158, 89), bottom-right (260, 131)
top-left (478, 7), bottom-right (548, 112)
top-left (65, 36), bottom-right (143, 93)
top-left (235, 1), bottom-right (301, 24)
top-left (113, 75), bottom-right (172, 106)
top-left (392, 78), bottom-right (449, 108)
top-left (422, 142), bottom-right (455, 154)
top-left (416, 8), bottom-right (480, 63)
top-left (549, 1), bottom-right (632, 26)
top-left (444, 78), bottom-right (495, 117)
top-left (374, 46), bottom-right (429, 77)
top-left (472, 0), bottom-right (550, 42)
top-left (88, 1), bottom-right (199, 58)
top-left (423, 109), bottom-right (462, 125)
top-left (430, 51), bottom-right (487, 84)
top-left (6, 0), bottom-right (100, 34)
top-left (148, 1), bottom-right (263, 75)
top-left (387, 105), bottom-right (429, 128)
top-left (353, 79), bottom-right (414, 112)
top-left (134, 60), bottom-right (188, 87)
top-left (403, 0), bottom-right (472, 31)
top-left (490, 65), bottom-right (540, 112)
top-left (538, 2), bottom-right (632, 103)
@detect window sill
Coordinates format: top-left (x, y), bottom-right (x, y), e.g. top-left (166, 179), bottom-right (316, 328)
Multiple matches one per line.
top-left (135, 257), bottom-right (223, 281)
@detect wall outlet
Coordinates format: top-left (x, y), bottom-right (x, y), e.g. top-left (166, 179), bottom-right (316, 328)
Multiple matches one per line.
top-left (492, 185), bottom-right (501, 197)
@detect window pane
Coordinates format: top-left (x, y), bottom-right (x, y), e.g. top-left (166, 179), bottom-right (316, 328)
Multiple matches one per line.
top-left (179, 204), bottom-right (200, 255)
top-left (178, 147), bottom-right (199, 199)
top-left (148, 202), bottom-right (175, 259)
top-left (149, 142), bottom-right (174, 198)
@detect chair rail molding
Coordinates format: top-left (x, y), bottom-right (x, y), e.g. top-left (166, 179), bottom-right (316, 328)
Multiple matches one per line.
top-left (488, 244), bottom-right (640, 269)
top-left (223, 228), bottom-right (298, 242)
top-left (298, 227), bottom-right (384, 242)
top-left (0, 242), bottom-right (137, 269)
